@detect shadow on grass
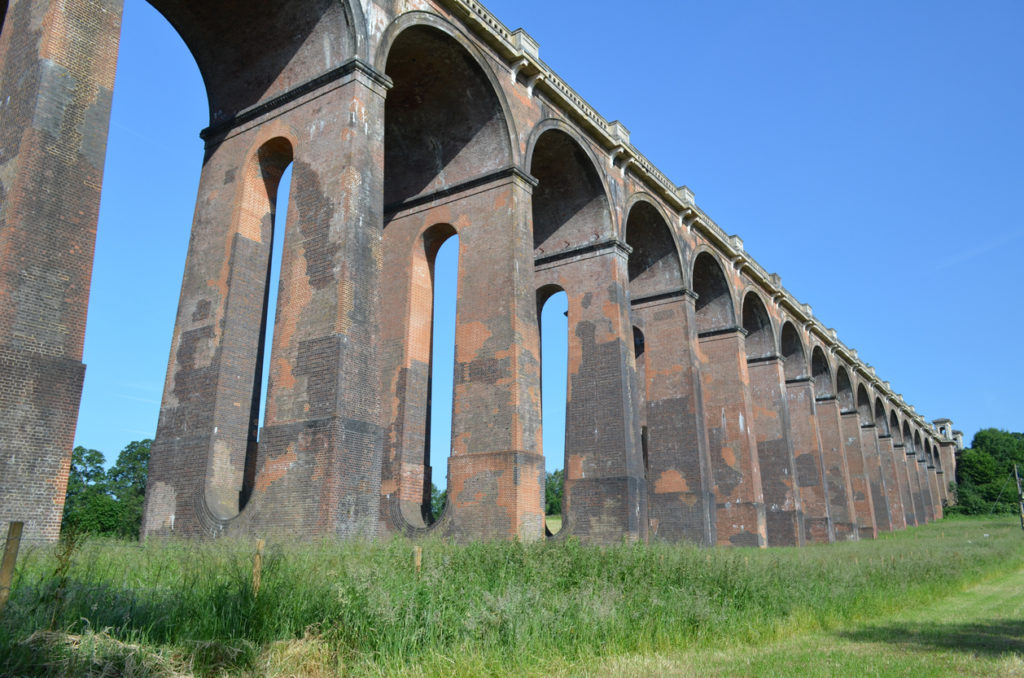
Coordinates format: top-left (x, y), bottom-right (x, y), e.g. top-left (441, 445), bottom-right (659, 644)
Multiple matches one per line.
top-left (838, 619), bottom-right (1024, 657)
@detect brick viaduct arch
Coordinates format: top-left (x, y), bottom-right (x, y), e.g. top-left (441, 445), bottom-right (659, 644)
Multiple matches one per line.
top-left (0, 0), bottom-right (957, 543)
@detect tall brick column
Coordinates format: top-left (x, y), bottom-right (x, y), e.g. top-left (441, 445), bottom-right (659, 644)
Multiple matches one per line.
top-left (938, 440), bottom-right (956, 506)
top-left (917, 450), bottom-right (935, 523)
top-left (535, 240), bottom-right (647, 544)
top-left (0, 0), bottom-right (122, 542)
top-left (786, 377), bottom-right (832, 543)
top-left (633, 291), bottom-right (714, 545)
top-left (861, 424), bottom-right (893, 531)
top-left (144, 61), bottom-right (389, 538)
top-left (747, 356), bottom-right (803, 546)
top-left (902, 442), bottom-right (926, 525)
top-left (893, 442), bottom-right (917, 527)
top-left (815, 396), bottom-right (858, 540)
top-left (877, 434), bottom-right (907, 531)
top-left (840, 410), bottom-right (876, 539)
top-left (427, 171), bottom-right (544, 541)
top-left (698, 329), bottom-right (766, 547)
top-left (927, 450), bottom-right (943, 519)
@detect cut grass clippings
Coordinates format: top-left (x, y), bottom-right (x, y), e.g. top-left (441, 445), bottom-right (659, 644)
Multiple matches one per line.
top-left (0, 516), bottom-right (1021, 676)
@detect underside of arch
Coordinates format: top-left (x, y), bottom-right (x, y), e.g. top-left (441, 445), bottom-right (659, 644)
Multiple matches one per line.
top-left (146, 0), bottom-right (359, 126)
top-left (692, 253), bottom-right (735, 333)
top-left (530, 129), bottom-right (612, 257)
top-left (741, 292), bottom-right (774, 359)
top-left (625, 201), bottom-right (682, 298)
top-left (780, 323), bottom-right (807, 380)
top-left (836, 367), bottom-right (855, 410)
top-left (811, 347), bottom-right (833, 396)
top-left (384, 23), bottom-right (512, 208)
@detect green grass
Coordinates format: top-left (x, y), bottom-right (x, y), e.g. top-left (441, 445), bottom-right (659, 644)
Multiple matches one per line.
top-left (589, 547), bottom-right (1024, 677)
top-left (0, 517), bottom-right (1021, 676)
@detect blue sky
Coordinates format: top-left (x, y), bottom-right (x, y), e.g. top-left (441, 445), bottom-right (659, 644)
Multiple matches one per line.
top-left (78, 0), bottom-right (1022, 475)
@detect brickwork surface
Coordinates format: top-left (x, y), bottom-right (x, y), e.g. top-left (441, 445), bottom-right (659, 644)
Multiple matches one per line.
top-left (0, 0), bottom-right (958, 544)
top-left (0, 0), bottom-right (121, 542)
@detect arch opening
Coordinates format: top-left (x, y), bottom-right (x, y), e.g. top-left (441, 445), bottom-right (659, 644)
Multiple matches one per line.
top-left (538, 286), bottom-right (568, 536)
top-left (384, 24), bottom-right (511, 208)
top-left (874, 398), bottom-right (889, 434)
top-left (692, 253), bottom-right (735, 333)
top-left (531, 129), bottom-right (611, 257)
top-left (625, 201), bottom-right (683, 297)
top-left (742, 292), bottom-right (774, 360)
top-left (836, 367), bottom-right (855, 411)
top-left (73, 0), bottom-right (208, 505)
top-left (889, 411), bottom-right (902, 445)
top-left (244, 142), bottom-right (294, 510)
top-left (425, 231), bottom-right (459, 523)
top-left (811, 347), bottom-right (833, 396)
top-left (856, 385), bottom-right (873, 426)
top-left (148, 0), bottom-right (358, 125)
top-left (633, 324), bottom-right (649, 490)
top-left (780, 322), bottom-right (807, 381)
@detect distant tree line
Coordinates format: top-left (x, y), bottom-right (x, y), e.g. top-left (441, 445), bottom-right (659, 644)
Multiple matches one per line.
top-left (63, 439), bottom-right (151, 538)
top-left (948, 428), bottom-right (1024, 516)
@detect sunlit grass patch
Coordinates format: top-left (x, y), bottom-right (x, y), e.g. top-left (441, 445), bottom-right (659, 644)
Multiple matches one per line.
top-left (0, 517), bottom-right (1020, 677)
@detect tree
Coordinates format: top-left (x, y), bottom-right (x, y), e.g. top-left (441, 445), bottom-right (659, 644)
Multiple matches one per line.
top-left (430, 483), bottom-right (447, 523)
top-left (63, 446), bottom-right (116, 534)
top-left (107, 439), bottom-right (151, 538)
top-left (545, 469), bottom-right (564, 516)
top-left (948, 428), bottom-right (1024, 515)
top-left (62, 439), bottom-right (152, 538)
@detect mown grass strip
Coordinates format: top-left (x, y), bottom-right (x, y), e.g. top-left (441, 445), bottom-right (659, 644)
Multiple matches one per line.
top-left (0, 516), bottom-right (1020, 677)
top-left (597, 554), bottom-right (1024, 677)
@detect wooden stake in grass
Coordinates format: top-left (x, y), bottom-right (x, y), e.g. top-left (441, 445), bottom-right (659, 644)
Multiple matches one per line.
top-left (413, 545), bottom-right (423, 576)
top-left (0, 521), bottom-right (23, 619)
top-left (252, 539), bottom-right (265, 598)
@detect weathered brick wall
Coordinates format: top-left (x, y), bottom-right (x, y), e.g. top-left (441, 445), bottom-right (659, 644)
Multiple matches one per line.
top-left (0, 0), bottom-right (122, 543)
top-left (0, 0), bottom-right (960, 544)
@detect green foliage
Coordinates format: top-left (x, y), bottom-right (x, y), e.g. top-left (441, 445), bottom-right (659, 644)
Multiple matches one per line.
top-left (429, 482), bottom-right (447, 523)
top-left (948, 428), bottom-right (1024, 516)
top-left (1, 518), bottom-right (1021, 677)
top-left (62, 446), bottom-right (111, 535)
top-left (106, 439), bottom-right (151, 538)
top-left (61, 439), bottom-right (151, 538)
top-left (544, 469), bottom-right (564, 516)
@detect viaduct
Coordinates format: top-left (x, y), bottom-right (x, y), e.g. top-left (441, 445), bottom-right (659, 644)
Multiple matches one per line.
top-left (0, 0), bottom-right (963, 545)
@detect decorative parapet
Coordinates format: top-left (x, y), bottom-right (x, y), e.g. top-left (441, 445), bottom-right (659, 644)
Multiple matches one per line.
top-left (439, 0), bottom-right (943, 435)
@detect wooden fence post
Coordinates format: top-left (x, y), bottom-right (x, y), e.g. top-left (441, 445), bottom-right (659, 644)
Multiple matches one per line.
top-left (0, 521), bottom-right (24, 619)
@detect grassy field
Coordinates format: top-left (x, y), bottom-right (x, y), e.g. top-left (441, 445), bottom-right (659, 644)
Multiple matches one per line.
top-left (577, 552), bottom-right (1024, 677)
top-left (0, 517), bottom-right (1021, 676)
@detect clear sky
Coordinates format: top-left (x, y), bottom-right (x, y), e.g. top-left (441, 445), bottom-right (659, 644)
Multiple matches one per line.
top-left (77, 0), bottom-right (1023, 475)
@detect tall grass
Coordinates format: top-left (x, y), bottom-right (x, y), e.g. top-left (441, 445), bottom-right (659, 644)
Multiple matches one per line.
top-left (1, 516), bottom-right (1021, 676)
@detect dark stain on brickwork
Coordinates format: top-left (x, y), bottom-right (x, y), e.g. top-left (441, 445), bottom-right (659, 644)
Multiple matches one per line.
top-left (0, 3), bottom-right (40, 167)
top-left (291, 160), bottom-right (338, 290)
top-left (294, 336), bottom-right (340, 418)
top-left (192, 299), bottom-right (211, 322)
top-left (795, 453), bottom-right (820, 488)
